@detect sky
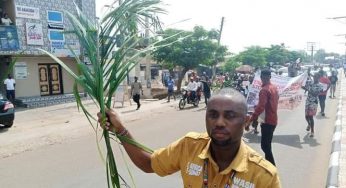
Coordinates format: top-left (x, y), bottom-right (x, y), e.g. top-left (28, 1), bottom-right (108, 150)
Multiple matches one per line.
top-left (96, 0), bottom-right (346, 55)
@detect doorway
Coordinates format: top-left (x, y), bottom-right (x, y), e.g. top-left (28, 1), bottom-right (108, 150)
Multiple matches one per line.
top-left (38, 64), bottom-right (63, 96)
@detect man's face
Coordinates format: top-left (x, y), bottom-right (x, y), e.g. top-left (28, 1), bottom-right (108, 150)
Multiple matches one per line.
top-left (206, 96), bottom-right (248, 147)
top-left (7, 32), bottom-right (13, 39)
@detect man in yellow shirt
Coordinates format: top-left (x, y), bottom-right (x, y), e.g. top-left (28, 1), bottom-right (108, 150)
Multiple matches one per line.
top-left (99, 88), bottom-right (281, 188)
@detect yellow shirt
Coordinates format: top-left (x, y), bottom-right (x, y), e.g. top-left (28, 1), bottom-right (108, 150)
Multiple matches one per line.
top-left (151, 132), bottom-right (281, 188)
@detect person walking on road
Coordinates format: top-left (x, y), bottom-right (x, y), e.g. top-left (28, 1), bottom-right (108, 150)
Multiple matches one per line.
top-left (166, 76), bottom-right (175, 102)
top-left (131, 76), bottom-right (143, 110)
top-left (3, 74), bottom-right (15, 103)
top-left (318, 70), bottom-right (331, 116)
top-left (201, 78), bottom-right (211, 105)
top-left (302, 73), bottom-right (323, 137)
top-left (246, 69), bottom-right (279, 166)
top-left (98, 88), bottom-right (281, 188)
top-left (329, 71), bottom-right (338, 99)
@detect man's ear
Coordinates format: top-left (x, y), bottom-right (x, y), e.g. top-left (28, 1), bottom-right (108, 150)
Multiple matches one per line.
top-left (243, 114), bottom-right (251, 127)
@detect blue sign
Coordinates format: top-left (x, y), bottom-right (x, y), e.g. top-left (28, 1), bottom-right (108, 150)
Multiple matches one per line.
top-left (49, 29), bottom-right (64, 41)
top-left (47, 11), bottom-right (63, 23)
top-left (0, 25), bottom-right (20, 51)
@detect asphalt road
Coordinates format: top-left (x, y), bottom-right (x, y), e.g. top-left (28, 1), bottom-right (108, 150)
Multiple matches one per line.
top-left (0, 92), bottom-right (339, 188)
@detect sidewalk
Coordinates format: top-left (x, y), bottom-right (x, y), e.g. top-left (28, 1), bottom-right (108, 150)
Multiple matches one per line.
top-left (338, 73), bottom-right (346, 188)
top-left (327, 70), bottom-right (346, 188)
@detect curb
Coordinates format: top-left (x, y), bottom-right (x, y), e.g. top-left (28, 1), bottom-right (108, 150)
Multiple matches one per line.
top-left (326, 72), bottom-right (343, 188)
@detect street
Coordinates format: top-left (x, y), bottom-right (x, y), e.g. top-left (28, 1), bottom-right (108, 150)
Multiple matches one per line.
top-left (0, 91), bottom-right (339, 188)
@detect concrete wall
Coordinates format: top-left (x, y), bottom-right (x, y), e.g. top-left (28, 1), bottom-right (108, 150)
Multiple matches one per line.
top-left (14, 57), bottom-right (79, 97)
top-left (0, 0), bottom-right (96, 56)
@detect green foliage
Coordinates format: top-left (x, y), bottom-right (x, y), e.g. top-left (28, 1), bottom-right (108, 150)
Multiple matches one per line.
top-left (152, 26), bottom-right (227, 90)
top-left (314, 49), bottom-right (326, 63)
top-left (235, 46), bottom-right (267, 68)
top-left (266, 44), bottom-right (289, 65)
top-left (38, 1), bottom-right (165, 187)
top-left (222, 58), bottom-right (241, 73)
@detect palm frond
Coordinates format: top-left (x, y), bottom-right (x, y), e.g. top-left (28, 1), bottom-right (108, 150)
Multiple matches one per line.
top-left (39, 0), bottom-right (169, 187)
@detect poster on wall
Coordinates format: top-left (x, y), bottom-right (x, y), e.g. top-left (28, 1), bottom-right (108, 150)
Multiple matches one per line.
top-left (26, 23), bottom-right (43, 45)
top-left (50, 40), bottom-right (81, 57)
top-left (0, 25), bottom-right (20, 51)
top-left (15, 62), bottom-right (28, 79)
top-left (15, 5), bottom-right (40, 20)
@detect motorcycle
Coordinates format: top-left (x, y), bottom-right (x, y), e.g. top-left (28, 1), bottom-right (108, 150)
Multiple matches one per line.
top-left (178, 88), bottom-right (199, 109)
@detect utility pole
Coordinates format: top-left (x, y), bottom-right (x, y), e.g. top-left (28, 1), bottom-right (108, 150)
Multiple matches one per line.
top-left (307, 42), bottom-right (316, 65)
top-left (212, 17), bottom-right (224, 79)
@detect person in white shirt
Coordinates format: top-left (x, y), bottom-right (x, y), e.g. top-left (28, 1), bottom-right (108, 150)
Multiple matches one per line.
top-left (1, 13), bottom-right (12, 26)
top-left (186, 77), bottom-right (198, 100)
top-left (3, 74), bottom-right (15, 102)
top-left (131, 76), bottom-right (143, 110)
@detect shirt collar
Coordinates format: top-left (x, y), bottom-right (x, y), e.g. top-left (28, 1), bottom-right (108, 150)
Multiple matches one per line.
top-left (198, 140), bottom-right (249, 174)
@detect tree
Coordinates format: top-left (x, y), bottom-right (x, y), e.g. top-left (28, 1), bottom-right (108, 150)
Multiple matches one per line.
top-left (314, 49), bottom-right (327, 63)
top-left (266, 44), bottom-right (290, 65)
top-left (152, 26), bottom-right (224, 91)
top-left (222, 57), bottom-right (241, 74)
top-left (235, 46), bottom-right (267, 68)
top-left (291, 50), bottom-right (308, 63)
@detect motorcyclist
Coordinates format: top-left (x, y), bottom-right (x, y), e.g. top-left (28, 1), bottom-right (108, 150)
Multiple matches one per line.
top-left (195, 76), bottom-right (203, 101)
top-left (186, 77), bottom-right (198, 101)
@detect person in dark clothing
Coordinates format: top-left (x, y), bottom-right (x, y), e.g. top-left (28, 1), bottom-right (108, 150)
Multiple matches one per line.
top-left (329, 71), bottom-right (338, 98)
top-left (201, 80), bottom-right (211, 105)
top-left (246, 69), bottom-right (279, 166)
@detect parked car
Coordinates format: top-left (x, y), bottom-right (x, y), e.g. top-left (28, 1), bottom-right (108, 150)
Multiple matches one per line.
top-left (0, 94), bottom-right (15, 128)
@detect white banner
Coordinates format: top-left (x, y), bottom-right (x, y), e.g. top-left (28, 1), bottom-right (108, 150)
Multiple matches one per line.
top-left (26, 23), bottom-right (43, 45)
top-left (15, 5), bottom-right (40, 20)
top-left (247, 73), bottom-right (308, 112)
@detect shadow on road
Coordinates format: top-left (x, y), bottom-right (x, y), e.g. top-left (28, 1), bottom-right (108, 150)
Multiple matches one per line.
top-left (122, 109), bottom-right (138, 114)
top-left (315, 114), bottom-right (331, 120)
top-left (0, 127), bottom-right (9, 133)
top-left (243, 132), bottom-right (320, 149)
top-left (194, 107), bottom-right (207, 112)
top-left (178, 106), bottom-right (198, 111)
top-left (301, 133), bottom-right (320, 147)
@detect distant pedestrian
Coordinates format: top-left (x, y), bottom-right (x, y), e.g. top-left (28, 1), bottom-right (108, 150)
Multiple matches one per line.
top-left (3, 74), bottom-right (15, 103)
top-left (318, 71), bottom-right (331, 116)
top-left (246, 69), bottom-right (279, 166)
top-left (200, 79), bottom-right (211, 105)
top-left (303, 73), bottom-right (323, 137)
top-left (166, 76), bottom-right (175, 102)
top-left (131, 76), bottom-right (143, 110)
top-left (329, 71), bottom-right (338, 98)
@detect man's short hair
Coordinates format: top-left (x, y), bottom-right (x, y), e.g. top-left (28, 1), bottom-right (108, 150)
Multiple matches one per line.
top-left (211, 88), bottom-right (248, 114)
top-left (261, 69), bottom-right (271, 77)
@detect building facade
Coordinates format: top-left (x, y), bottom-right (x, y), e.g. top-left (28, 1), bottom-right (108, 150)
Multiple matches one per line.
top-left (0, 0), bottom-right (95, 98)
